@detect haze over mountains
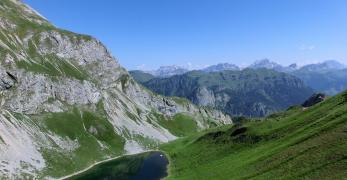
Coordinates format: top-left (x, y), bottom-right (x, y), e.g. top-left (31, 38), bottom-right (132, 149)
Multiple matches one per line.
top-left (132, 69), bottom-right (314, 117)
top-left (130, 59), bottom-right (347, 117)
top-left (131, 59), bottom-right (347, 95)
top-left (136, 59), bottom-right (346, 77)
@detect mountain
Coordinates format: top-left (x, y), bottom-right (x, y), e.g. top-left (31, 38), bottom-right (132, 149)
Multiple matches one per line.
top-left (299, 60), bottom-right (346, 72)
top-left (161, 90), bottom-right (347, 179)
top-left (0, 0), bottom-right (231, 178)
top-left (248, 59), bottom-right (284, 71)
top-left (290, 60), bottom-right (347, 95)
top-left (135, 69), bottom-right (314, 117)
top-left (248, 59), bottom-right (299, 72)
top-left (129, 70), bottom-right (155, 83)
top-left (149, 65), bottom-right (189, 77)
top-left (202, 63), bottom-right (240, 72)
top-left (290, 69), bottom-right (347, 95)
top-left (247, 59), bottom-right (347, 95)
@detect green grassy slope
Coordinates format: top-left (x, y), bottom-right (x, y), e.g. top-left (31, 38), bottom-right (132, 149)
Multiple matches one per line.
top-left (157, 113), bottom-right (199, 137)
top-left (31, 103), bottom-right (125, 177)
top-left (161, 91), bottom-right (347, 179)
top-left (129, 70), bottom-right (155, 83)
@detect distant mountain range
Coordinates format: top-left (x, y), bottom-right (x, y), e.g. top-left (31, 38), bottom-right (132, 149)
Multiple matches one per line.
top-left (132, 59), bottom-right (347, 95)
top-left (131, 69), bottom-right (314, 117)
top-left (147, 65), bottom-right (189, 77)
top-left (202, 63), bottom-right (240, 72)
top-left (299, 60), bottom-right (346, 72)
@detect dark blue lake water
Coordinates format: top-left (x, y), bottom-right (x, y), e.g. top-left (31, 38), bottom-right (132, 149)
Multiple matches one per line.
top-left (68, 151), bottom-right (169, 180)
top-left (130, 152), bottom-right (169, 180)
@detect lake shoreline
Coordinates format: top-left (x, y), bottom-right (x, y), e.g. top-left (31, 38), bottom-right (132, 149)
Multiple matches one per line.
top-left (58, 150), bottom-right (168, 180)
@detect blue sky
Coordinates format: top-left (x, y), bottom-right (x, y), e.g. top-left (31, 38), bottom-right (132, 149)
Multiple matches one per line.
top-left (24, 0), bottom-right (347, 70)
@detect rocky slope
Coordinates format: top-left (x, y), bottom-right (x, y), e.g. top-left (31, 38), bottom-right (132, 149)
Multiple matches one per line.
top-left (134, 69), bottom-right (314, 117)
top-left (0, 0), bottom-right (231, 178)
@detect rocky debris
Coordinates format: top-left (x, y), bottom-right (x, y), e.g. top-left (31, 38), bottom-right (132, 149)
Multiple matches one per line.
top-left (0, 17), bottom-right (16, 30)
top-left (0, 110), bottom-right (46, 178)
top-left (302, 93), bottom-right (326, 108)
top-left (0, 68), bottom-right (16, 91)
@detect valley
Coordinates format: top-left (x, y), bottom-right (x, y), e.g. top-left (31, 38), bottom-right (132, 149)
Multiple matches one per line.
top-left (131, 69), bottom-right (314, 117)
top-left (0, 0), bottom-right (346, 179)
top-left (62, 90), bottom-right (347, 179)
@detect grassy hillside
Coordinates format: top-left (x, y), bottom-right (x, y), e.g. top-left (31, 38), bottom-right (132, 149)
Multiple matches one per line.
top-left (161, 90), bottom-right (347, 179)
top-left (129, 70), bottom-right (155, 83)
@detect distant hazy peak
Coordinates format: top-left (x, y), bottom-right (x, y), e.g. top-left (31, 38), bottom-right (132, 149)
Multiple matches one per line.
top-left (300, 60), bottom-right (346, 72)
top-left (288, 63), bottom-right (298, 68)
top-left (150, 65), bottom-right (189, 77)
top-left (248, 59), bottom-right (283, 69)
top-left (321, 60), bottom-right (346, 68)
top-left (157, 65), bottom-right (186, 71)
top-left (203, 63), bottom-right (240, 72)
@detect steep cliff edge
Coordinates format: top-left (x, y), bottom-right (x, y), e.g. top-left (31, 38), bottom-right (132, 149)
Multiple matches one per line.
top-left (0, 0), bottom-right (232, 178)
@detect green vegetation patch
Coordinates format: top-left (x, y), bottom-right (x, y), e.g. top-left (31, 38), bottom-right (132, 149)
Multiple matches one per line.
top-left (171, 96), bottom-right (191, 105)
top-left (34, 104), bottom-right (125, 178)
top-left (161, 91), bottom-right (347, 180)
top-left (129, 70), bottom-right (155, 83)
top-left (157, 113), bottom-right (199, 137)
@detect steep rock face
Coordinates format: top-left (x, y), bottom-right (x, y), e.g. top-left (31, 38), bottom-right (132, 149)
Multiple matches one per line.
top-left (193, 87), bottom-right (216, 106)
top-left (0, 0), bottom-right (232, 178)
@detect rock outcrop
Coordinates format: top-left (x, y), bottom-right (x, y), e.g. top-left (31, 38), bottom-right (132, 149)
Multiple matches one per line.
top-left (302, 93), bottom-right (326, 108)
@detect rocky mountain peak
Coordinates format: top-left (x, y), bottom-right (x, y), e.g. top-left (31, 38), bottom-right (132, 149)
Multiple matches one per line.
top-left (150, 65), bottom-right (189, 77)
top-left (203, 63), bottom-right (240, 72)
top-left (249, 59), bottom-right (283, 70)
